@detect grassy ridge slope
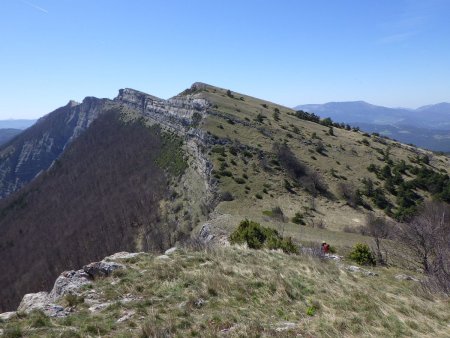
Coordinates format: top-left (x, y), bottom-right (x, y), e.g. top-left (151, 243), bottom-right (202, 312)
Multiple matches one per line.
top-left (187, 83), bottom-right (450, 249)
top-left (1, 247), bottom-right (449, 337)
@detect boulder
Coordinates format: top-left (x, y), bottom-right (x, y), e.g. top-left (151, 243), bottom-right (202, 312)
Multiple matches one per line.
top-left (83, 261), bottom-right (125, 278)
top-left (49, 269), bottom-right (91, 301)
top-left (199, 223), bottom-right (215, 243)
top-left (105, 252), bottom-right (144, 261)
top-left (17, 292), bottom-right (50, 313)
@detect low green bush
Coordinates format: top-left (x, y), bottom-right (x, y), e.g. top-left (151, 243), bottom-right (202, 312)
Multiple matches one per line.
top-left (229, 219), bottom-right (298, 254)
top-left (291, 212), bottom-right (305, 225)
top-left (349, 243), bottom-right (375, 266)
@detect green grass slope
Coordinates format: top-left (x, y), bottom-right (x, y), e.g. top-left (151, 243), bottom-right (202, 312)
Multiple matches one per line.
top-left (184, 83), bottom-right (450, 250)
top-left (2, 247), bottom-right (449, 337)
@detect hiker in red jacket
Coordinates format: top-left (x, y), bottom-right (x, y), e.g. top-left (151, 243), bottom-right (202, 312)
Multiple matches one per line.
top-left (321, 241), bottom-right (330, 254)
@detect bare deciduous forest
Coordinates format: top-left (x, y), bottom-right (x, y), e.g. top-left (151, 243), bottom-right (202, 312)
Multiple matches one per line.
top-left (0, 110), bottom-right (180, 311)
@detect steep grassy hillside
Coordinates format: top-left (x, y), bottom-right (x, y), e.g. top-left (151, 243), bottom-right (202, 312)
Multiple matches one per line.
top-left (2, 246), bottom-right (449, 337)
top-left (183, 83), bottom-right (450, 247)
top-left (0, 108), bottom-right (197, 312)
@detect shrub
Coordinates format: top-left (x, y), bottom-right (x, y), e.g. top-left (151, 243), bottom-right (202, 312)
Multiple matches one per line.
top-left (306, 306), bottom-right (316, 316)
top-left (234, 177), bottom-right (246, 184)
top-left (275, 143), bottom-right (307, 179)
top-left (229, 219), bottom-right (298, 254)
top-left (292, 212), bottom-right (305, 225)
top-left (220, 191), bottom-right (234, 201)
top-left (262, 207), bottom-right (286, 222)
top-left (273, 110), bottom-right (280, 121)
top-left (337, 182), bottom-right (362, 208)
top-left (2, 325), bottom-right (24, 338)
top-left (315, 141), bottom-right (326, 155)
top-left (255, 113), bottom-right (266, 123)
top-left (255, 193), bottom-right (263, 199)
top-left (30, 310), bottom-right (51, 328)
top-left (64, 294), bottom-right (84, 307)
top-left (349, 243), bottom-right (376, 266)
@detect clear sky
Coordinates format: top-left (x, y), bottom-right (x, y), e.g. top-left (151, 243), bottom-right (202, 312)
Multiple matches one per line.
top-left (1, 0), bottom-right (450, 119)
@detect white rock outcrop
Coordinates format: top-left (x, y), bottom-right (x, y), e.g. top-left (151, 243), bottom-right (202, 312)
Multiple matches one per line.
top-left (1, 252), bottom-right (140, 319)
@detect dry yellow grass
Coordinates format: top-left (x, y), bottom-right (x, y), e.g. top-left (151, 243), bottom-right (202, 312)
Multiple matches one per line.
top-left (2, 246), bottom-right (449, 337)
top-left (189, 83), bottom-right (450, 247)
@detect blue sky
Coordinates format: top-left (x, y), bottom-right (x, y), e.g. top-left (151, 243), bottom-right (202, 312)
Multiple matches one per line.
top-left (1, 0), bottom-right (450, 119)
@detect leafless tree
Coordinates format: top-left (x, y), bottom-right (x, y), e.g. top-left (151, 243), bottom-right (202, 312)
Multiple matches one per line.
top-left (364, 214), bottom-right (391, 265)
top-left (337, 182), bottom-right (361, 208)
top-left (396, 201), bottom-right (450, 293)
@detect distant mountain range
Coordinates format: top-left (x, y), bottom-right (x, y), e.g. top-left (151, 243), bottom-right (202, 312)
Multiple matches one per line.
top-left (0, 119), bottom-right (36, 129)
top-left (294, 101), bottom-right (450, 152)
top-left (0, 119), bottom-right (37, 146)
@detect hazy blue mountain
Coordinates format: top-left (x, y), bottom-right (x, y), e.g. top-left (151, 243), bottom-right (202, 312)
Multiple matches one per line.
top-left (294, 101), bottom-right (450, 151)
top-left (0, 119), bottom-right (36, 129)
top-left (294, 101), bottom-right (450, 129)
top-left (294, 101), bottom-right (411, 125)
top-left (356, 123), bottom-right (450, 153)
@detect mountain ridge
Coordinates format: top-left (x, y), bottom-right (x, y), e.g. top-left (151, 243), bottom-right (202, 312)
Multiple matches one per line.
top-left (1, 82), bottom-right (450, 315)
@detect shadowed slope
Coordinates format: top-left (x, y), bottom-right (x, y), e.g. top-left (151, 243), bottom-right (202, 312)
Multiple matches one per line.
top-left (0, 109), bottom-right (180, 311)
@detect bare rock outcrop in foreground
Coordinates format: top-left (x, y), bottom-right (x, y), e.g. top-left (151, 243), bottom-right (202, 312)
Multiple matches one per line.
top-left (4, 252), bottom-right (142, 318)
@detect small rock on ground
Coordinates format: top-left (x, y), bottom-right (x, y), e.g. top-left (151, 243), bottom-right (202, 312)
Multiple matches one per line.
top-left (395, 274), bottom-right (419, 282)
top-left (164, 247), bottom-right (177, 255)
top-left (105, 252), bottom-right (144, 261)
top-left (116, 310), bottom-right (135, 323)
top-left (274, 322), bottom-right (298, 332)
top-left (0, 311), bottom-right (17, 321)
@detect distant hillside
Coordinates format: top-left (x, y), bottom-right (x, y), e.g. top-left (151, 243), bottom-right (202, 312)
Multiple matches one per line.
top-left (295, 101), bottom-right (410, 125)
top-left (0, 119), bottom-right (36, 130)
top-left (294, 101), bottom-right (450, 151)
top-left (0, 129), bottom-right (22, 145)
top-left (355, 123), bottom-right (450, 153)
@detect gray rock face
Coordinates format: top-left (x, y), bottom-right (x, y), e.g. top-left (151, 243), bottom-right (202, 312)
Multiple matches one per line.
top-left (48, 270), bottom-right (92, 301)
top-left (17, 291), bottom-right (51, 313)
top-left (83, 261), bottom-right (125, 278)
top-left (2, 252), bottom-right (137, 318)
top-left (0, 311), bottom-right (17, 321)
top-left (0, 97), bottom-right (112, 198)
top-left (198, 223), bottom-right (215, 243)
top-left (115, 86), bottom-right (216, 210)
top-left (104, 252), bottom-right (144, 261)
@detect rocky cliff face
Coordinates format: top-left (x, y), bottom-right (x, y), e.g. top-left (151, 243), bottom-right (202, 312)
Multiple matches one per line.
top-left (115, 86), bottom-right (216, 209)
top-left (0, 85), bottom-right (219, 312)
top-left (0, 86), bottom-right (215, 201)
top-left (0, 97), bottom-right (112, 198)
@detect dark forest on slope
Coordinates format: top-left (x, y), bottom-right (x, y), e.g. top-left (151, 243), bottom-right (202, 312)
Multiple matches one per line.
top-left (0, 109), bottom-right (182, 311)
